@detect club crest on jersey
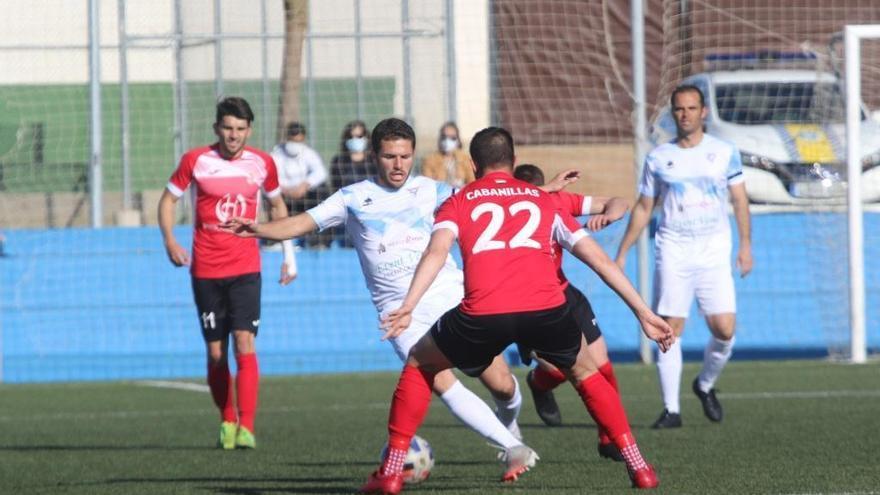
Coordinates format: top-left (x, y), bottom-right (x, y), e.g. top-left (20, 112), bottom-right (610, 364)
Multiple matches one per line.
top-left (378, 243), bottom-right (386, 254)
top-left (215, 193), bottom-right (247, 222)
top-left (706, 153), bottom-right (716, 163)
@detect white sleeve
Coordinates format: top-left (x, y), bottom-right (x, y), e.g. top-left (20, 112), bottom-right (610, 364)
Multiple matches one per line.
top-left (432, 220), bottom-right (459, 238)
top-left (551, 213), bottom-right (588, 252)
top-left (306, 189), bottom-right (347, 231)
top-left (271, 147), bottom-right (292, 188)
top-left (638, 154), bottom-right (658, 198)
top-left (581, 196), bottom-right (593, 216)
top-left (304, 147), bottom-right (328, 188)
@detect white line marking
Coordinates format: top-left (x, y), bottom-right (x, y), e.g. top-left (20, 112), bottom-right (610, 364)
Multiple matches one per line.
top-left (137, 380), bottom-right (210, 393)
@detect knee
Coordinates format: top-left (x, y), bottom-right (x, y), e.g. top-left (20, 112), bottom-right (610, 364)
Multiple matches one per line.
top-left (207, 349), bottom-right (226, 367)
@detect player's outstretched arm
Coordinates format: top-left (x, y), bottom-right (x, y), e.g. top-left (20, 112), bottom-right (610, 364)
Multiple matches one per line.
top-left (569, 236), bottom-right (673, 351)
top-left (613, 194), bottom-right (654, 269)
top-left (729, 182), bottom-right (753, 277)
top-left (157, 190), bottom-right (190, 267)
top-left (585, 195), bottom-right (630, 231)
top-left (221, 212), bottom-right (318, 241)
top-left (381, 229), bottom-right (456, 340)
top-left (540, 169), bottom-right (580, 193)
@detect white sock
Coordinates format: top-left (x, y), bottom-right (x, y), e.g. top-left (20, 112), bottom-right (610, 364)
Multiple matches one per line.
top-left (493, 376), bottom-right (522, 428)
top-left (656, 337), bottom-right (682, 413)
top-left (440, 380), bottom-right (521, 449)
top-left (698, 336), bottom-right (735, 392)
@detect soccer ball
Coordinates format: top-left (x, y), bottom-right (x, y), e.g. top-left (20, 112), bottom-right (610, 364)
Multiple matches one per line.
top-left (380, 435), bottom-right (434, 484)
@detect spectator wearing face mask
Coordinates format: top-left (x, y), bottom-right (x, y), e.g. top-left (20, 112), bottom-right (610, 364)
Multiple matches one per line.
top-left (329, 120), bottom-right (376, 190)
top-left (328, 120), bottom-right (376, 247)
top-left (271, 121), bottom-right (330, 248)
top-left (420, 121), bottom-right (474, 187)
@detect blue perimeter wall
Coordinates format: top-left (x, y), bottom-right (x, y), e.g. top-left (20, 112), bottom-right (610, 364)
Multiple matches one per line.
top-left (1, 213), bottom-right (878, 383)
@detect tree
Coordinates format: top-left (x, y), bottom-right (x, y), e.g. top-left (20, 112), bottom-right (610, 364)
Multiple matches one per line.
top-left (277, 0), bottom-right (308, 142)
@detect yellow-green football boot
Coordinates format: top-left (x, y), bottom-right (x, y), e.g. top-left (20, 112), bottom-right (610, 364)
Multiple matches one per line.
top-left (218, 421), bottom-right (237, 450)
top-left (235, 426), bottom-right (256, 449)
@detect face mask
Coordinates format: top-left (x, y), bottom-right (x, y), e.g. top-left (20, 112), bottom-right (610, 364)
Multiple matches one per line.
top-left (346, 136), bottom-right (367, 153)
top-left (284, 142), bottom-right (305, 157)
top-left (441, 137), bottom-right (459, 153)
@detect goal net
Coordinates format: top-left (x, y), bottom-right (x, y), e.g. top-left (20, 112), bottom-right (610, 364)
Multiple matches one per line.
top-left (0, 0), bottom-right (877, 382)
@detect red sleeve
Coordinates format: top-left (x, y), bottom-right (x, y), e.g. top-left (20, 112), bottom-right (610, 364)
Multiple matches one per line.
top-left (555, 190), bottom-right (588, 217)
top-left (432, 194), bottom-right (460, 236)
top-left (255, 148), bottom-right (281, 197)
top-left (167, 148), bottom-right (201, 196)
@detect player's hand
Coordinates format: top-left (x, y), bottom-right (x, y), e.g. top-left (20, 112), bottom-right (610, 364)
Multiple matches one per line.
top-left (380, 305), bottom-right (415, 340)
top-left (279, 262), bottom-right (296, 285)
top-left (164, 240), bottom-right (190, 267)
top-left (638, 309), bottom-right (674, 352)
top-left (220, 217), bottom-right (259, 237)
top-left (542, 169), bottom-right (580, 192)
top-left (585, 214), bottom-right (613, 231)
top-left (737, 244), bottom-right (753, 278)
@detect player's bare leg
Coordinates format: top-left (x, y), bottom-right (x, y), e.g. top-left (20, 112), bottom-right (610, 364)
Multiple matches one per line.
top-left (653, 317), bottom-right (685, 429)
top-left (206, 337), bottom-right (237, 449)
top-left (694, 313), bottom-right (735, 422)
top-left (232, 329), bottom-right (259, 448)
top-left (478, 355), bottom-right (523, 440)
top-left (564, 334), bottom-right (659, 489)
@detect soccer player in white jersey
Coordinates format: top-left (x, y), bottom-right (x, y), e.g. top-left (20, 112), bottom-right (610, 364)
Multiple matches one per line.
top-left (222, 118), bottom-right (528, 452)
top-left (615, 84), bottom-right (753, 428)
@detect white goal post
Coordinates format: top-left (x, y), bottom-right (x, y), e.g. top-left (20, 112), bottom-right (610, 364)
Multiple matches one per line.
top-left (845, 24), bottom-right (880, 364)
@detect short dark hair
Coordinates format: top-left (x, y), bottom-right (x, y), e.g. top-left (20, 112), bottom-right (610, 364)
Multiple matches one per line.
top-left (216, 97), bottom-right (254, 124)
top-left (513, 164), bottom-right (545, 186)
top-left (370, 118), bottom-right (416, 154)
top-left (286, 121), bottom-right (306, 137)
top-left (670, 84), bottom-right (705, 108)
top-left (469, 127), bottom-right (514, 174)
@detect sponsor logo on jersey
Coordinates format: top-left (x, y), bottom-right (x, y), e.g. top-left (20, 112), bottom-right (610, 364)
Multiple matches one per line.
top-left (666, 160), bottom-right (674, 168)
top-left (252, 319), bottom-right (260, 327)
top-left (215, 193), bottom-right (247, 223)
top-left (706, 153), bottom-right (716, 163)
top-left (407, 187), bottom-right (419, 195)
top-left (362, 197), bottom-right (373, 207)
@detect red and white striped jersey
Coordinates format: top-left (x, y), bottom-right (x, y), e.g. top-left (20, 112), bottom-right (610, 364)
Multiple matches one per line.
top-left (167, 144), bottom-right (281, 278)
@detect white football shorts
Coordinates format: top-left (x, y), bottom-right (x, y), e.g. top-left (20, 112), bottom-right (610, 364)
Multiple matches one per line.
top-left (382, 282), bottom-right (464, 361)
top-left (652, 230), bottom-right (736, 318)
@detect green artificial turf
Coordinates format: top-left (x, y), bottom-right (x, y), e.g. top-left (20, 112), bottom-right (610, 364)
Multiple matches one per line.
top-left (1, 360), bottom-right (878, 494)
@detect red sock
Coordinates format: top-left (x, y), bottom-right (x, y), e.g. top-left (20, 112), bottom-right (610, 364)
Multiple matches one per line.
top-left (597, 361), bottom-right (619, 444)
top-left (531, 366), bottom-right (567, 391)
top-left (575, 372), bottom-right (632, 447)
top-left (381, 364), bottom-right (436, 475)
top-left (575, 373), bottom-right (647, 471)
top-left (207, 361), bottom-right (237, 423)
top-left (235, 353), bottom-right (259, 432)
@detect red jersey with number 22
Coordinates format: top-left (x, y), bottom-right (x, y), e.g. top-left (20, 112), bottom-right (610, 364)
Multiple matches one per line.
top-left (433, 171), bottom-right (587, 315)
top-left (167, 144), bottom-right (281, 279)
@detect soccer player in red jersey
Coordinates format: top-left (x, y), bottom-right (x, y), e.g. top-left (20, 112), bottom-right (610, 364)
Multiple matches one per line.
top-left (513, 163), bottom-right (631, 460)
top-left (158, 97), bottom-right (296, 450)
top-left (360, 127), bottom-right (673, 494)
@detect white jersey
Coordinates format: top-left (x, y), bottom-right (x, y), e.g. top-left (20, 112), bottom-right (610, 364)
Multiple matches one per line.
top-left (307, 175), bottom-right (462, 314)
top-left (640, 133), bottom-right (744, 239)
top-left (271, 142), bottom-right (327, 189)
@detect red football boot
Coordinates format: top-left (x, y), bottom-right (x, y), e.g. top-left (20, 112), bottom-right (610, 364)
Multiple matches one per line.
top-left (360, 470), bottom-right (404, 494)
top-left (628, 464), bottom-right (659, 489)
